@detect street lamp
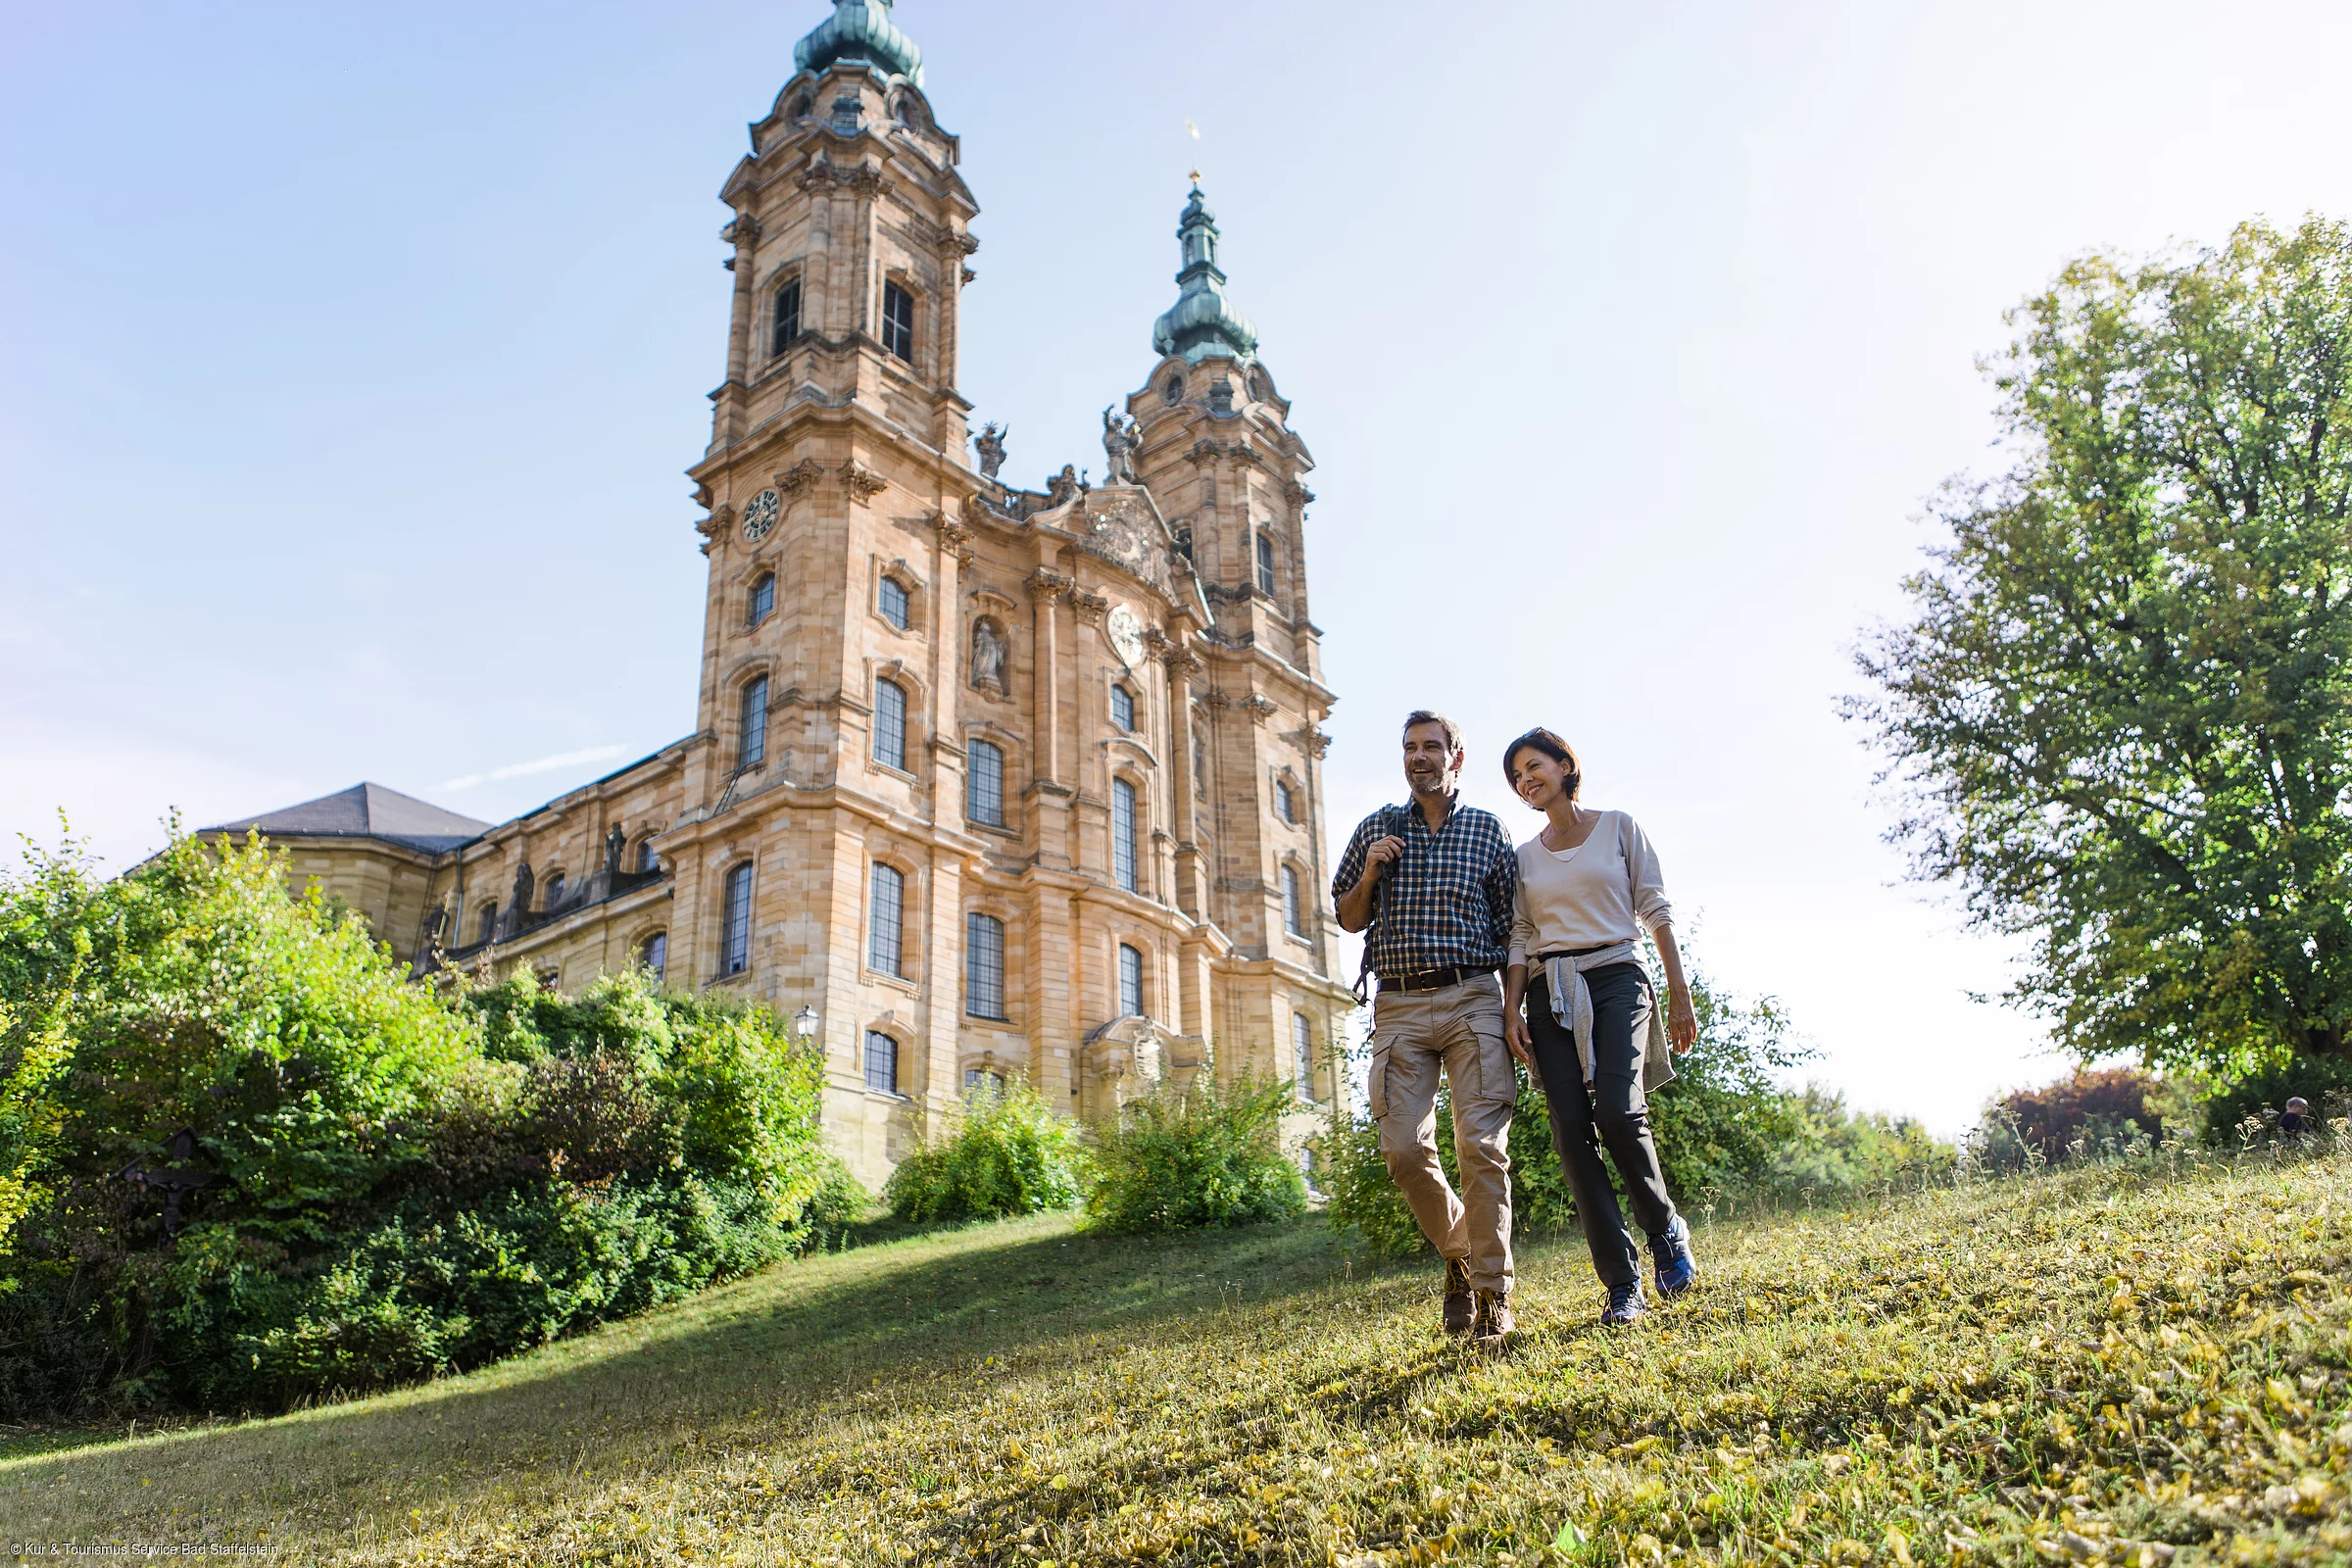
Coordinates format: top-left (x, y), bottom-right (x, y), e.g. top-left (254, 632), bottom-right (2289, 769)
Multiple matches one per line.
top-left (793, 1004), bottom-right (819, 1045)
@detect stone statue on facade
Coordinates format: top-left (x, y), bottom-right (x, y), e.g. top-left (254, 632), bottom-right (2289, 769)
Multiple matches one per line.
top-left (1045, 464), bottom-right (1080, 509)
top-left (1101, 405), bottom-right (1140, 484)
top-left (605, 824), bottom-right (626, 876)
top-left (511, 860), bottom-right (534, 916)
top-left (974, 421), bottom-right (1007, 479)
top-left (971, 617), bottom-right (1006, 693)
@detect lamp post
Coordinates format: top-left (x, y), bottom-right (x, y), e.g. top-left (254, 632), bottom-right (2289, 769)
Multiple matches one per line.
top-left (793, 1004), bottom-right (818, 1046)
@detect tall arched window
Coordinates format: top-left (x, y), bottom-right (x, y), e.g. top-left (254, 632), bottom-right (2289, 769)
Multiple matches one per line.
top-left (1255, 531), bottom-right (1277, 595)
top-left (864, 1030), bottom-right (900, 1094)
top-left (1117, 943), bottom-right (1144, 1018)
top-left (543, 871), bottom-right (565, 909)
top-left (636, 838), bottom-right (661, 873)
top-left (965, 911), bottom-right (1005, 1019)
top-left (1110, 684), bottom-right (1135, 732)
top-left (477, 901), bottom-right (498, 943)
top-left (1294, 1012), bottom-right (1315, 1099)
top-left (878, 575), bottom-right (910, 630)
top-left (873, 676), bottom-right (907, 769)
top-left (967, 738), bottom-right (1004, 826)
top-left (748, 572), bottom-right (775, 626)
top-left (740, 675), bottom-right (768, 767)
top-left (1110, 777), bottom-right (1138, 893)
top-left (882, 282), bottom-right (916, 363)
top-left (720, 862), bottom-right (753, 975)
top-left (868, 861), bottom-right (905, 976)
top-left (641, 931), bottom-right (667, 983)
top-left (1282, 864), bottom-right (1304, 937)
top-left (770, 278), bottom-right (801, 356)
top-left (1275, 779), bottom-right (1297, 823)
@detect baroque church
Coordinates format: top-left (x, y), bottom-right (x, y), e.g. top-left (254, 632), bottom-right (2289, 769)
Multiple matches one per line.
top-left (199, 0), bottom-right (1352, 1189)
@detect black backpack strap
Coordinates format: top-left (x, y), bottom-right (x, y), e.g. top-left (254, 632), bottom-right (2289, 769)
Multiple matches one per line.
top-left (1349, 805), bottom-right (1407, 1004)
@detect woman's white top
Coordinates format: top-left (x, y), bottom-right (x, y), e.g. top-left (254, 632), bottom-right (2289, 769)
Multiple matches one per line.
top-left (1506, 808), bottom-right (1674, 969)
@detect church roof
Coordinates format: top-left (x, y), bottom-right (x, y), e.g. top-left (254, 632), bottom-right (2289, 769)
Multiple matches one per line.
top-left (1152, 179), bottom-right (1258, 365)
top-left (794, 0), bottom-right (923, 87)
top-left (201, 782), bottom-right (491, 855)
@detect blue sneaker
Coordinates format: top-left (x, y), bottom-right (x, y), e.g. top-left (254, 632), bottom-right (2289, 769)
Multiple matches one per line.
top-left (1651, 1214), bottom-right (1698, 1298)
top-left (1601, 1280), bottom-right (1645, 1325)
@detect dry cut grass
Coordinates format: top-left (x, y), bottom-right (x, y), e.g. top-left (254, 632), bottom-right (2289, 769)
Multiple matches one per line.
top-left (3, 1146), bottom-right (2348, 1566)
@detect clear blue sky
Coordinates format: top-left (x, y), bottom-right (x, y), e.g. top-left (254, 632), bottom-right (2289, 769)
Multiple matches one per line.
top-left (7, 1), bottom-right (2350, 1132)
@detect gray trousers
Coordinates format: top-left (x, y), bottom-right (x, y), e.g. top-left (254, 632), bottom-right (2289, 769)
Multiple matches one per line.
top-left (1526, 962), bottom-right (1679, 1289)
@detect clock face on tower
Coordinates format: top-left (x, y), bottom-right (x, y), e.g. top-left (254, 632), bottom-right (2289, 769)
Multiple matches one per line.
top-left (740, 489), bottom-right (780, 542)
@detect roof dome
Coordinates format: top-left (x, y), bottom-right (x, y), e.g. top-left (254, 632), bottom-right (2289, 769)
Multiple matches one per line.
top-left (793, 0), bottom-right (923, 86)
top-left (1151, 179), bottom-right (1258, 365)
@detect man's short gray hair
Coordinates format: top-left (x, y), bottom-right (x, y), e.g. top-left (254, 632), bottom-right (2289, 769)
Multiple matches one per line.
top-left (1400, 709), bottom-right (1463, 753)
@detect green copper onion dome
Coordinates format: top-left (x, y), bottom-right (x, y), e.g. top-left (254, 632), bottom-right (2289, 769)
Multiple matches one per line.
top-left (794, 0), bottom-right (923, 87)
top-left (1152, 180), bottom-right (1258, 365)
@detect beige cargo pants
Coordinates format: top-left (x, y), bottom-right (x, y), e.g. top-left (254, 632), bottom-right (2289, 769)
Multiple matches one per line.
top-left (1366, 972), bottom-right (1514, 1294)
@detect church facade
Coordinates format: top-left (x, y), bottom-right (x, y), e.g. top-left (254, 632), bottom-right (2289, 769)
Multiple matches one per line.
top-left (200, 0), bottom-right (1354, 1189)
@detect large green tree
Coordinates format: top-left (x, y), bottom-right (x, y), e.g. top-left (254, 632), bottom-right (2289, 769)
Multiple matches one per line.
top-left (1851, 217), bottom-right (2352, 1077)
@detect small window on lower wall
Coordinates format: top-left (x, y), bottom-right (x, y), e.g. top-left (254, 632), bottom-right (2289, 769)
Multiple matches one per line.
top-left (864, 1030), bottom-right (900, 1094)
top-left (964, 1067), bottom-right (1006, 1095)
top-left (1117, 942), bottom-right (1143, 1018)
top-left (640, 932), bottom-right (666, 982)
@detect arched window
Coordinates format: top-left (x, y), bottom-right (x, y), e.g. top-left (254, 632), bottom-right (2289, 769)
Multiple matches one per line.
top-left (1294, 1012), bottom-right (1315, 1099)
top-left (1255, 530), bottom-right (1277, 595)
top-left (873, 676), bottom-right (907, 770)
top-left (1161, 373), bottom-right (1183, 404)
top-left (967, 738), bottom-right (1004, 826)
top-left (893, 96), bottom-right (915, 127)
top-left (868, 860), bottom-right (905, 976)
top-left (1274, 779), bottom-right (1296, 823)
top-left (1282, 864), bottom-right (1304, 937)
top-left (641, 931), bottom-right (667, 982)
top-left (637, 838), bottom-right (661, 874)
top-left (882, 282), bottom-right (916, 363)
top-left (864, 1030), bottom-right (900, 1094)
top-left (1109, 684), bottom-right (1135, 732)
top-left (543, 871), bottom-right (565, 909)
top-left (965, 911), bottom-right (1005, 1019)
top-left (740, 674), bottom-right (769, 767)
top-left (477, 901), bottom-right (498, 943)
top-left (770, 278), bottom-right (801, 357)
top-left (878, 575), bottom-right (910, 630)
top-left (748, 572), bottom-right (775, 626)
top-left (964, 1067), bottom-right (1006, 1094)
top-left (791, 94), bottom-right (813, 120)
top-left (1117, 943), bottom-right (1144, 1018)
top-left (720, 862), bottom-right (753, 975)
top-left (1110, 777), bottom-right (1138, 893)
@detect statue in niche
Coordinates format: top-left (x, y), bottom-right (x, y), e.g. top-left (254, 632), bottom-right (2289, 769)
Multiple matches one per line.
top-left (1173, 522), bottom-right (1195, 564)
top-left (1101, 405), bottom-right (1140, 484)
top-left (970, 618), bottom-right (1007, 694)
top-left (605, 824), bottom-right (626, 876)
top-left (511, 860), bottom-right (534, 916)
top-left (1045, 465), bottom-right (1080, 508)
top-left (974, 421), bottom-right (1008, 479)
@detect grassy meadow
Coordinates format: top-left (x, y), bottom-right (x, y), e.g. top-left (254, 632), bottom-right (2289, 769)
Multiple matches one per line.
top-left (3, 1144), bottom-right (2347, 1567)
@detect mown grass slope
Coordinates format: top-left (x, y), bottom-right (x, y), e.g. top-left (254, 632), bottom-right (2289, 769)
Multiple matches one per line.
top-left (3, 1147), bottom-right (2346, 1566)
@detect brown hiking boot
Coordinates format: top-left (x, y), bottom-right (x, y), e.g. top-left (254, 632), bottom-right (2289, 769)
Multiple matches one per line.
top-left (1442, 1255), bottom-right (1474, 1335)
top-left (1472, 1288), bottom-right (1515, 1345)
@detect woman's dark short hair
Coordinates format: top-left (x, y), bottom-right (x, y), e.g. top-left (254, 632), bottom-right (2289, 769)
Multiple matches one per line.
top-left (1502, 727), bottom-right (1581, 803)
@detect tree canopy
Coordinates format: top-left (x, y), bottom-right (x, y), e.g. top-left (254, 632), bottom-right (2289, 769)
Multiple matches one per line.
top-left (1851, 216), bottom-right (2352, 1078)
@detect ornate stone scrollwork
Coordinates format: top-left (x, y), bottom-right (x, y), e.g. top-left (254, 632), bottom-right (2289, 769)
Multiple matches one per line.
top-left (1286, 481), bottom-right (1316, 510)
top-left (1142, 626), bottom-right (1173, 660)
top-left (698, 505), bottom-right (732, 541)
top-left (1308, 729), bottom-right (1334, 757)
top-left (930, 511), bottom-right (975, 565)
top-left (1242, 694), bottom-right (1279, 725)
top-left (1199, 690), bottom-right (1232, 713)
top-left (1025, 567), bottom-right (1075, 601)
top-left (775, 459), bottom-right (824, 499)
top-left (839, 464), bottom-right (888, 505)
top-left (1068, 590), bottom-right (1109, 625)
top-left (1166, 649), bottom-right (1205, 678)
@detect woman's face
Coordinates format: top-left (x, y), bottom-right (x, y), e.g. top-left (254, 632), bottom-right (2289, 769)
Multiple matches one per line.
top-left (1510, 748), bottom-right (1573, 810)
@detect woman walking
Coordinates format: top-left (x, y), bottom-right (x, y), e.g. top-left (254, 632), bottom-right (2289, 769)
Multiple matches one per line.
top-left (1498, 727), bottom-right (1699, 1324)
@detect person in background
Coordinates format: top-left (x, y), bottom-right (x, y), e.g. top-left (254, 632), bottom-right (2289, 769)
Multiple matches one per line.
top-left (2278, 1097), bottom-right (2311, 1139)
top-left (1332, 710), bottom-right (1521, 1344)
top-left (1498, 726), bottom-right (1699, 1326)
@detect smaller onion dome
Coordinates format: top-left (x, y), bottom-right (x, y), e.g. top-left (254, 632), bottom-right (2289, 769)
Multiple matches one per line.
top-left (793, 0), bottom-right (924, 87)
top-left (1152, 178), bottom-right (1258, 365)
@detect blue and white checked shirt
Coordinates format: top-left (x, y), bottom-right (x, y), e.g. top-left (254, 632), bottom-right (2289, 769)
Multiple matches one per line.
top-left (1331, 797), bottom-right (1518, 979)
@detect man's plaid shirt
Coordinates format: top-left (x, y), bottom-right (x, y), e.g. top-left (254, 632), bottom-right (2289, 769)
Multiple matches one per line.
top-left (1331, 797), bottom-right (1518, 979)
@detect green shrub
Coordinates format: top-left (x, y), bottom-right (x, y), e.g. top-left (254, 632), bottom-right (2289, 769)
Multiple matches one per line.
top-left (0, 828), bottom-right (837, 1417)
top-left (2197, 1054), bottom-right (2352, 1148)
top-left (1083, 1073), bottom-right (1305, 1235)
top-left (885, 1080), bottom-right (1085, 1223)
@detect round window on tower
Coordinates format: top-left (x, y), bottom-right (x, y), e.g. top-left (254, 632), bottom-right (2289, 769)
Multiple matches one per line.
top-left (1161, 373), bottom-right (1183, 405)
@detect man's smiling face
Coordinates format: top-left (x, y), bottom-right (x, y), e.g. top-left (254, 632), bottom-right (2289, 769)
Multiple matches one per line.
top-left (1401, 721), bottom-right (1461, 798)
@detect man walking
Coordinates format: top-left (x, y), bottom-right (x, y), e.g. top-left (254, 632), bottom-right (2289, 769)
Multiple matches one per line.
top-left (1332, 710), bottom-right (1521, 1342)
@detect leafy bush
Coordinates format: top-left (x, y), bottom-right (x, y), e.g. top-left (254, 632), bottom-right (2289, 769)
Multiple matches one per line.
top-left (1084, 1073), bottom-right (1305, 1235)
top-left (1986, 1066), bottom-right (2163, 1158)
top-left (2196, 1053), bottom-right (2352, 1148)
top-left (0, 828), bottom-right (838, 1417)
top-left (885, 1079), bottom-right (1085, 1224)
top-left (1762, 1085), bottom-right (1952, 1198)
